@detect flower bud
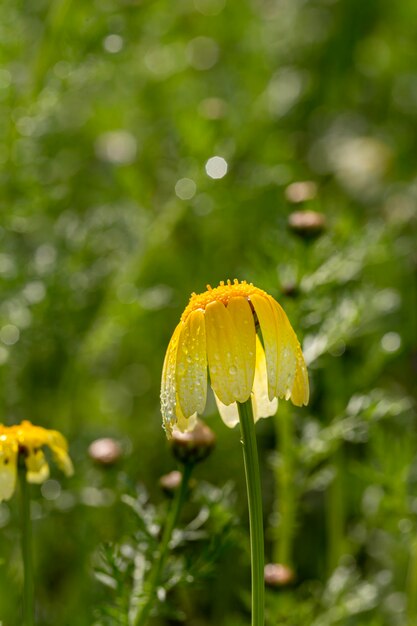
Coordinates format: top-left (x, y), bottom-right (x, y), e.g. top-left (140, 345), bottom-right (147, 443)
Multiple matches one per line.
top-left (159, 470), bottom-right (196, 497)
top-left (170, 420), bottom-right (216, 465)
top-left (88, 438), bottom-right (122, 466)
top-left (159, 470), bottom-right (182, 495)
top-left (264, 563), bottom-right (295, 588)
top-left (288, 210), bottom-right (326, 239)
top-left (280, 282), bottom-right (299, 298)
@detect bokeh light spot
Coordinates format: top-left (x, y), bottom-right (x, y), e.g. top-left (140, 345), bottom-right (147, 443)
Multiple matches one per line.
top-left (381, 332), bottom-right (401, 353)
top-left (187, 37), bottom-right (219, 70)
top-left (175, 178), bottom-right (197, 200)
top-left (95, 131), bottom-right (137, 165)
top-left (205, 156), bottom-right (228, 179)
top-left (0, 324), bottom-right (20, 346)
top-left (103, 34), bottom-right (124, 53)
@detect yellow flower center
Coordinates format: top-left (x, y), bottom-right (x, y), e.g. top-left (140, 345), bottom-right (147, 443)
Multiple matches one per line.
top-left (181, 279), bottom-right (267, 322)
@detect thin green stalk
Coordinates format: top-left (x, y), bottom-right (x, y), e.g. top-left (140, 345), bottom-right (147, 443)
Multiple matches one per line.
top-left (326, 448), bottom-right (345, 574)
top-left (324, 360), bottom-right (346, 575)
top-left (19, 467), bottom-right (35, 626)
top-left (407, 538), bottom-right (417, 620)
top-left (134, 462), bottom-right (194, 626)
top-left (237, 399), bottom-right (264, 626)
top-left (273, 403), bottom-right (296, 566)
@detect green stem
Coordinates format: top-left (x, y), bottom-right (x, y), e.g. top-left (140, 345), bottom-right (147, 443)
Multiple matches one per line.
top-left (407, 538), bottom-right (417, 619)
top-left (324, 360), bottom-right (346, 575)
top-left (273, 403), bottom-right (295, 566)
top-left (134, 462), bottom-right (194, 626)
top-left (19, 467), bottom-right (35, 626)
top-left (326, 448), bottom-right (344, 574)
top-left (237, 399), bottom-right (265, 626)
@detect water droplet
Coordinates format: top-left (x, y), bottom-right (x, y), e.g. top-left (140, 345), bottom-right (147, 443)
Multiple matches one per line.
top-left (210, 365), bottom-right (217, 374)
top-left (229, 366), bottom-right (237, 376)
top-left (186, 355), bottom-right (192, 364)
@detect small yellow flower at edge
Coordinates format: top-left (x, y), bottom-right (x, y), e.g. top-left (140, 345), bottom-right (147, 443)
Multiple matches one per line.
top-left (161, 280), bottom-right (309, 436)
top-left (0, 420), bottom-right (74, 502)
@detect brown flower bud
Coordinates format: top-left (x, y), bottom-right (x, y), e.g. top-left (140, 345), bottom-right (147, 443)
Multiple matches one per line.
top-left (159, 470), bottom-right (196, 497)
top-left (170, 420), bottom-right (216, 465)
top-left (280, 282), bottom-right (299, 298)
top-left (88, 438), bottom-right (122, 466)
top-left (288, 210), bottom-right (326, 239)
top-left (264, 563), bottom-right (296, 588)
top-left (159, 470), bottom-right (182, 495)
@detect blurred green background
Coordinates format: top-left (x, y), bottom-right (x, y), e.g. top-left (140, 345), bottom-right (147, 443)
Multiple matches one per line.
top-left (0, 0), bottom-right (416, 623)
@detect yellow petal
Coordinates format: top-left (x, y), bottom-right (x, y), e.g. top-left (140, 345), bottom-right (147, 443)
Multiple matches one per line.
top-left (250, 293), bottom-right (278, 401)
top-left (268, 297), bottom-right (297, 400)
top-left (160, 322), bottom-right (182, 436)
top-left (48, 431), bottom-right (74, 477)
top-left (227, 296), bottom-right (256, 395)
top-left (175, 402), bottom-right (198, 433)
top-left (290, 346), bottom-right (309, 406)
top-left (25, 448), bottom-right (50, 484)
top-left (252, 336), bottom-right (278, 421)
top-left (0, 444), bottom-right (17, 502)
top-left (176, 310), bottom-right (207, 418)
top-left (214, 393), bottom-right (239, 428)
top-left (270, 298), bottom-right (309, 406)
top-left (205, 301), bottom-right (251, 405)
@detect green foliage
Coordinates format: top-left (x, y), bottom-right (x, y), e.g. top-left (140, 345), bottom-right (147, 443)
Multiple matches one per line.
top-left (0, 0), bottom-right (416, 623)
top-left (94, 481), bottom-right (238, 625)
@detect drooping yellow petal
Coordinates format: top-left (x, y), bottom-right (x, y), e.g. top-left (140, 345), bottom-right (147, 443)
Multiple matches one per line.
top-left (268, 297), bottom-right (297, 400)
top-left (290, 346), bottom-right (309, 406)
top-left (160, 322), bottom-right (182, 436)
top-left (214, 393), bottom-right (239, 428)
top-left (252, 336), bottom-right (278, 421)
top-left (48, 431), bottom-right (74, 477)
top-left (270, 298), bottom-right (308, 405)
top-left (176, 310), bottom-right (207, 418)
top-left (175, 398), bottom-right (198, 433)
top-left (227, 296), bottom-right (256, 395)
top-left (215, 339), bottom-right (278, 426)
top-left (250, 293), bottom-right (278, 401)
top-left (0, 439), bottom-right (17, 502)
top-left (205, 301), bottom-right (251, 405)
top-left (25, 447), bottom-right (50, 484)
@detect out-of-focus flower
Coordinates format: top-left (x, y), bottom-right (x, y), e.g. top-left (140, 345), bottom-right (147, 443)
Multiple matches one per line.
top-left (285, 181), bottom-right (318, 203)
top-left (161, 280), bottom-right (309, 436)
top-left (88, 437), bottom-right (122, 466)
top-left (0, 421), bottom-right (73, 502)
top-left (264, 563), bottom-right (295, 587)
top-left (159, 470), bottom-right (183, 494)
top-left (159, 470), bottom-right (197, 496)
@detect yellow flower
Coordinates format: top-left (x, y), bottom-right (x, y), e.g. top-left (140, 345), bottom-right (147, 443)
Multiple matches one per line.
top-left (161, 280), bottom-right (309, 436)
top-left (0, 420), bottom-right (74, 502)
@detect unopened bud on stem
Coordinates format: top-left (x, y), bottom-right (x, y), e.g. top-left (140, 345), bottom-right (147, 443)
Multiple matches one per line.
top-left (170, 420), bottom-right (216, 465)
top-left (288, 210), bottom-right (326, 239)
